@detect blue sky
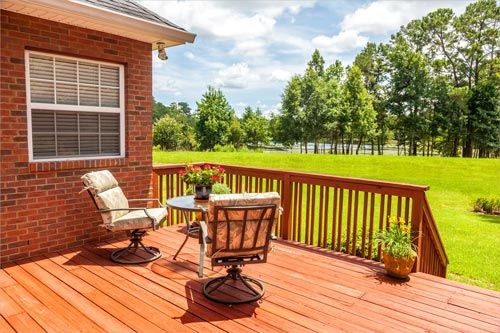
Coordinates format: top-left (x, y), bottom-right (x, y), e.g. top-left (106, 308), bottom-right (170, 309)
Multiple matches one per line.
top-left (141, 0), bottom-right (472, 117)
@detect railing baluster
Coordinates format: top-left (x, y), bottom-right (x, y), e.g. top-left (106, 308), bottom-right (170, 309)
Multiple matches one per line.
top-left (397, 196), bottom-right (402, 218)
top-left (377, 194), bottom-right (385, 261)
top-left (298, 183), bottom-right (303, 243)
top-left (336, 188), bottom-right (344, 252)
top-left (404, 196), bottom-right (410, 222)
top-left (345, 189), bottom-right (353, 254)
top-left (351, 191), bottom-right (359, 255)
top-left (386, 195), bottom-right (392, 230)
top-left (361, 191), bottom-right (368, 258)
top-left (331, 187), bottom-right (338, 250)
top-left (323, 187), bottom-right (330, 248)
top-left (310, 184), bottom-right (316, 245)
top-left (305, 184), bottom-right (311, 245)
top-left (367, 193), bottom-right (375, 259)
top-left (318, 186), bottom-right (324, 247)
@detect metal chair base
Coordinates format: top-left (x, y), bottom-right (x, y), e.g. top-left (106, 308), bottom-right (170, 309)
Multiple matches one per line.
top-left (203, 265), bottom-right (265, 304)
top-left (110, 229), bottom-right (162, 264)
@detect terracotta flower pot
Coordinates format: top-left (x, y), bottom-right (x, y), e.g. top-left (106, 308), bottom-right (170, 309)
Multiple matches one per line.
top-left (383, 251), bottom-right (417, 279)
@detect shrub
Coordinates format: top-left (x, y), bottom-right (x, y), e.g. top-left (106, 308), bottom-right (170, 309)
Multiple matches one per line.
top-left (473, 197), bottom-right (500, 215)
top-left (213, 144), bottom-right (237, 152)
top-left (212, 182), bottom-right (231, 194)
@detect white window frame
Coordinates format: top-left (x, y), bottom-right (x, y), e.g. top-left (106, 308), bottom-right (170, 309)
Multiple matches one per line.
top-left (25, 50), bottom-right (125, 162)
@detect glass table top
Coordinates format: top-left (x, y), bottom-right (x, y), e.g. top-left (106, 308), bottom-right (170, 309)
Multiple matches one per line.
top-left (166, 195), bottom-right (208, 212)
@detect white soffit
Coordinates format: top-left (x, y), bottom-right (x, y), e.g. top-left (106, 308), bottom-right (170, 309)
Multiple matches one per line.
top-left (1, 0), bottom-right (196, 49)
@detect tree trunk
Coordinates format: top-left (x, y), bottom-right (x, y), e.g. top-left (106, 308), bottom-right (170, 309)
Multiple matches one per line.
top-left (305, 141), bottom-right (308, 154)
top-left (356, 135), bottom-right (364, 155)
top-left (341, 134), bottom-right (345, 154)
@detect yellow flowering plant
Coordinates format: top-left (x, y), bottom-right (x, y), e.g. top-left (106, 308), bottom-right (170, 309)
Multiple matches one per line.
top-left (377, 217), bottom-right (416, 258)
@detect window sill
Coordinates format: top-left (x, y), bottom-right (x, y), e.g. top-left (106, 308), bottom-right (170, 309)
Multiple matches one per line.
top-left (29, 157), bottom-right (128, 173)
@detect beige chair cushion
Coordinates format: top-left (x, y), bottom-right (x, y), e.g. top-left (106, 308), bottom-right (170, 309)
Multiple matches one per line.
top-left (95, 187), bottom-right (129, 224)
top-left (81, 170), bottom-right (119, 195)
top-left (107, 208), bottom-right (167, 231)
top-left (206, 192), bottom-right (280, 258)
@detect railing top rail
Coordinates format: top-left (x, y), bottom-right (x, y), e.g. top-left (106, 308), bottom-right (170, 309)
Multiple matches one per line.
top-left (153, 162), bottom-right (430, 193)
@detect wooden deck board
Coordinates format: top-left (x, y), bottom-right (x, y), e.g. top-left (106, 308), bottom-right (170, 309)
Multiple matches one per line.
top-left (1, 224), bottom-right (499, 333)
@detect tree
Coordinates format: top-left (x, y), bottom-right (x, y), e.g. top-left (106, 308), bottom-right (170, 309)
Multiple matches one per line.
top-left (241, 107), bottom-right (270, 147)
top-left (467, 78), bottom-right (500, 157)
top-left (301, 50), bottom-right (331, 153)
top-left (454, 0), bottom-right (499, 156)
top-left (324, 60), bottom-right (344, 154)
top-left (194, 86), bottom-right (235, 150)
top-left (227, 118), bottom-right (245, 149)
top-left (153, 116), bottom-right (183, 150)
top-left (342, 65), bottom-right (376, 154)
top-left (279, 75), bottom-right (304, 148)
top-left (387, 35), bottom-right (432, 155)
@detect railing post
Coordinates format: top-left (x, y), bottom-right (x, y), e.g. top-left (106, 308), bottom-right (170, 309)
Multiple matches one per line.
top-left (280, 174), bottom-right (292, 240)
top-left (152, 170), bottom-right (159, 205)
top-left (411, 191), bottom-right (425, 272)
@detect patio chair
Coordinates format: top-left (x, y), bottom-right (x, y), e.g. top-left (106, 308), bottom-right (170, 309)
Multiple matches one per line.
top-left (81, 170), bottom-right (165, 264)
top-left (199, 192), bottom-right (280, 304)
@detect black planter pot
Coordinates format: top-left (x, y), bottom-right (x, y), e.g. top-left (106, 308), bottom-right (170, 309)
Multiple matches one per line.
top-left (194, 184), bottom-right (212, 200)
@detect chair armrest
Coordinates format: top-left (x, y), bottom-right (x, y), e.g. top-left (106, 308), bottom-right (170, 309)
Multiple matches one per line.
top-left (128, 198), bottom-right (164, 208)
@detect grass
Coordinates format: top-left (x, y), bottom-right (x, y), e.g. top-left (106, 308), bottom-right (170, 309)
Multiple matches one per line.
top-left (154, 151), bottom-right (500, 291)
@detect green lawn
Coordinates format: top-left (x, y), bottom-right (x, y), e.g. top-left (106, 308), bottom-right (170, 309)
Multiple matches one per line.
top-left (154, 151), bottom-right (500, 291)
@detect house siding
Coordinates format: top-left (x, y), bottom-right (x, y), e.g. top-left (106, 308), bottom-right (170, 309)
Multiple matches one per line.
top-left (0, 10), bottom-right (153, 263)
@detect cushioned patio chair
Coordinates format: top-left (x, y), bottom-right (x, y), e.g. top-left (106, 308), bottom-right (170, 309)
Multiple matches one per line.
top-left (81, 170), bottom-right (165, 264)
top-left (199, 192), bottom-right (280, 304)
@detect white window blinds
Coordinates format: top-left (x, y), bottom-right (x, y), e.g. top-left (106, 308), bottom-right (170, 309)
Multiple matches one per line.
top-left (26, 51), bottom-right (124, 161)
top-left (29, 54), bottom-right (120, 107)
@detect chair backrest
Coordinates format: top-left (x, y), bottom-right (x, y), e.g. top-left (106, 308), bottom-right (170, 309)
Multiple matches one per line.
top-left (206, 192), bottom-right (280, 261)
top-left (81, 170), bottom-right (129, 225)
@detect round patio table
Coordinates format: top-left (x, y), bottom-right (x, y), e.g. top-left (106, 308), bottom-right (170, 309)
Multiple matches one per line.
top-left (166, 195), bottom-right (208, 277)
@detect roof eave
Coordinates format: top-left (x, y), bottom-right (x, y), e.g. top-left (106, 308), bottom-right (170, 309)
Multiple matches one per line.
top-left (1, 0), bottom-right (196, 48)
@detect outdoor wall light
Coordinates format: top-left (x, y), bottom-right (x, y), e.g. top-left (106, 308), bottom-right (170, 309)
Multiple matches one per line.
top-left (157, 42), bottom-right (168, 60)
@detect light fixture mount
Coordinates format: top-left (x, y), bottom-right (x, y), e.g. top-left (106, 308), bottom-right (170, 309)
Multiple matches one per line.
top-left (157, 42), bottom-right (167, 61)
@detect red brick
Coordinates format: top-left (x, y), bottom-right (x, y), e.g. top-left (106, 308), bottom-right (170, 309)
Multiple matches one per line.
top-left (1, 10), bottom-right (153, 263)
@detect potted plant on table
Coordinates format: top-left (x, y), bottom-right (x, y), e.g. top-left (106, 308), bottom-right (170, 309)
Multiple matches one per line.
top-left (377, 217), bottom-right (417, 279)
top-left (179, 164), bottom-right (225, 200)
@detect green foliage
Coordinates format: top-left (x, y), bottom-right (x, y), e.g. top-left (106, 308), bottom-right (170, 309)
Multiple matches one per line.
top-left (473, 197), bottom-right (500, 214)
top-left (213, 144), bottom-right (237, 152)
top-left (195, 86), bottom-right (235, 150)
top-left (212, 182), bottom-right (231, 194)
top-left (241, 107), bottom-right (270, 147)
top-left (377, 218), bottom-right (416, 258)
top-left (227, 119), bottom-right (245, 148)
top-left (467, 78), bottom-right (500, 156)
top-left (152, 115), bottom-right (193, 151)
top-left (342, 65), bottom-right (376, 154)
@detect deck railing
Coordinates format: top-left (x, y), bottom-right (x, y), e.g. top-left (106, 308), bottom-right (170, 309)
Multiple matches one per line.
top-left (152, 163), bottom-right (448, 277)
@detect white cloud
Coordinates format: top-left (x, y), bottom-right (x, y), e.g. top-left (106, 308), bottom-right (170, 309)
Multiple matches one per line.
top-left (229, 39), bottom-right (267, 57)
top-left (271, 69), bottom-right (292, 82)
top-left (312, 30), bottom-right (368, 54)
top-left (184, 51), bottom-right (195, 60)
top-left (312, 0), bottom-right (470, 55)
top-left (141, 1), bottom-right (314, 40)
top-left (213, 63), bottom-right (259, 89)
top-left (341, 1), bottom-right (469, 35)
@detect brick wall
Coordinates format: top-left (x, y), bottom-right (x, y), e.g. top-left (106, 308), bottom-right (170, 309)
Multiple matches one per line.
top-left (0, 10), bottom-right (154, 263)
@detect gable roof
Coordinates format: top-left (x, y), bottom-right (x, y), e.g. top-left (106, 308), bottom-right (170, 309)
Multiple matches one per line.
top-left (77, 0), bottom-right (186, 32)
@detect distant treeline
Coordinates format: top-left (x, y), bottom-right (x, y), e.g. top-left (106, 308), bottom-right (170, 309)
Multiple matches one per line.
top-left (153, 0), bottom-right (499, 158)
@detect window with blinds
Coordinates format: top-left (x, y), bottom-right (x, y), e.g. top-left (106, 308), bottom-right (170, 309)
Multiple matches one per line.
top-left (26, 51), bottom-right (124, 161)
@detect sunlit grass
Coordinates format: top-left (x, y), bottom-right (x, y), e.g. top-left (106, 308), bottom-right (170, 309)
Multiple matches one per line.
top-left (154, 151), bottom-right (500, 291)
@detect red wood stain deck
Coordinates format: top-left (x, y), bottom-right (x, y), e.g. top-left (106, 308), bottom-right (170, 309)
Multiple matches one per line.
top-left (1, 225), bottom-right (499, 332)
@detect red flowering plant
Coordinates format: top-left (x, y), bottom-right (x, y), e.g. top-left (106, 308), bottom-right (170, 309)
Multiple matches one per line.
top-left (179, 163), bottom-right (225, 186)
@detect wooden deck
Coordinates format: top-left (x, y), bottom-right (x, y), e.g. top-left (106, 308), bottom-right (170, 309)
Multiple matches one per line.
top-left (1, 225), bottom-right (499, 333)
